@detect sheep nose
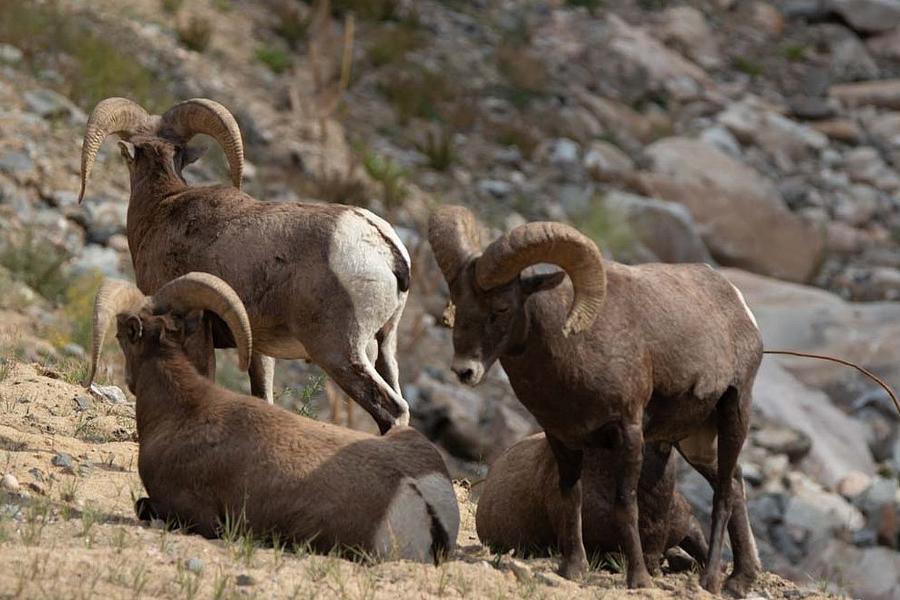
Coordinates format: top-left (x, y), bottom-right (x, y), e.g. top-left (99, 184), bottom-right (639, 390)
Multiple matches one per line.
top-left (454, 367), bottom-right (475, 383)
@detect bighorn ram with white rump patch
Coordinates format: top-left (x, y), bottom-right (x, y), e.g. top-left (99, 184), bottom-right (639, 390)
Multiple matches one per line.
top-left (79, 97), bottom-right (410, 433)
top-left (477, 433), bottom-right (708, 573)
top-left (429, 205), bottom-right (762, 595)
top-left (86, 272), bottom-right (459, 561)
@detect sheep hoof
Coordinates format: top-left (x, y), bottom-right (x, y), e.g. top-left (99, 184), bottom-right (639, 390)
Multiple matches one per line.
top-left (700, 570), bottom-right (723, 595)
top-left (724, 571), bottom-right (757, 598)
top-left (134, 497), bottom-right (158, 522)
top-left (627, 567), bottom-right (654, 589)
top-left (557, 556), bottom-right (588, 581)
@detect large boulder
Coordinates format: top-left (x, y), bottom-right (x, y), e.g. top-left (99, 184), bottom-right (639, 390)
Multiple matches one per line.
top-left (829, 0), bottom-right (900, 34)
top-left (635, 138), bottom-right (825, 282)
top-left (724, 268), bottom-right (900, 406)
top-left (753, 360), bottom-right (877, 486)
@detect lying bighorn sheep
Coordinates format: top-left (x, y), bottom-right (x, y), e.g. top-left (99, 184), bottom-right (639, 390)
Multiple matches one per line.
top-left (476, 434), bottom-right (708, 573)
top-left (79, 97), bottom-right (410, 433)
top-left (86, 272), bottom-right (459, 561)
top-left (429, 205), bottom-right (762, 595)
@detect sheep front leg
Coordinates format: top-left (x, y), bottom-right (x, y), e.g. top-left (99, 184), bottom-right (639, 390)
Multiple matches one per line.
top-left (614, 422), bottom-right (653, 588)
top-left (249, 352), bottom-right (275, 404)
top-left (546, 434), bottom-right (588, 580)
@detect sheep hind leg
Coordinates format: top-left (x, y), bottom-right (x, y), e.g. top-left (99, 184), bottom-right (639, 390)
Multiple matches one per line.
top-left (374, 304), bottom-right (404, 397)
top-left (546, 434), bottom-right (588, 581)
top-left (249, 352), bottom-right (275, 404)
top-left (318, 346), bottom-right (409, 434)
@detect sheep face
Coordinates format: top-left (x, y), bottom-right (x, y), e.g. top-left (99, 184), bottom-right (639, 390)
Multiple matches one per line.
top-left (449, 263), bottom-right (564, 386)
top-left (117, 136), bottom-right (206, 187)
top-left (115, 310), bottom-right (210, 393)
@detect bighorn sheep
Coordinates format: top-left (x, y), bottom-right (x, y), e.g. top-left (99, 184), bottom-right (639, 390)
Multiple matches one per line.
top-left (79, 97), bottom-right (410, 433)
top-left (476, 433), bottom-right (708, 573)
top-left (86, 272), bottom-right (459, 561)
top-left (428, 205), bottom-right (762, 595)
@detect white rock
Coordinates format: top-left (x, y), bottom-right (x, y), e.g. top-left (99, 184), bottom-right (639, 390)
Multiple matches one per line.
top-left (1, 473), bottom-right (19, 493)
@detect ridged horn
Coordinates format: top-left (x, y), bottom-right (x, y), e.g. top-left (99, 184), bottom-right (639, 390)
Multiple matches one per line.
top-left (151, 272), bottom-right (252, 371)
top-left (160, 98), bottom-right (244, 189)
top-left (475, 222), bottom-right (606, 336)
top-left (428, 205), bottom-right (484, 284)
top-left (86, 278), bottom-right (148, 387)
top-left (79, 98), bottom-right (152, 203)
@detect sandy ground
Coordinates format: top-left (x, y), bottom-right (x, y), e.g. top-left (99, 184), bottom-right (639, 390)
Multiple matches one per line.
top-left (0, 362), bottom-right (839, 600)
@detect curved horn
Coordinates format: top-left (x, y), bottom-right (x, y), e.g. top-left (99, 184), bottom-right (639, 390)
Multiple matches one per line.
top-left (151, 272), bottom-right (252, 371)
top-left (160, 98), bottom-right (244, 189)
top-left (79, 98), bottom-right (152, 204)
top-left (428, 205), bottom-right (484, 284)
top-left (86, 278), bottom-right (148, 387)
top-left (475, 222), bottom-right (606, 336)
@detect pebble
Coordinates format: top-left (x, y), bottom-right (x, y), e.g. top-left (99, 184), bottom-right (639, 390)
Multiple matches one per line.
top-left (51, 452), bottom-right (75, 470)
top-left (75, 395), bottom-right (93, 412)
top-left (235, 574), bottom-right (256, 586)
top-left (0, 44), bottom-right (23, 64)
top-left (90, 383), bottom-right (129, 405)
top-left (184, 558), bottom-right (204, 574)
top-left (507, 559), bottom-right (532, 582)
top-left (0, 150), bottom-right (34, 176)
top-left (837, 471), bottom-right (873, 499)
top-left (1, 473), bottom-right (20, 493)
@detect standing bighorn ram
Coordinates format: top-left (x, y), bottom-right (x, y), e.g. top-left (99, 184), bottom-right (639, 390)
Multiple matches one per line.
top-left (79, 97), bottom-right (410, 433)
top-left (429, 205), bottom-right (762, 595)
top-left (476, 433), bottom-right (708, 573)
top-left (86, 272), bottom-right (459, 561)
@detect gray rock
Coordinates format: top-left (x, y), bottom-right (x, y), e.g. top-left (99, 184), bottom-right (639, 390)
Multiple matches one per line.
top-left (656, 6), bottom-right (721, 69)
top-left (805, 539), bottom-right (900, 600)
top-left (0, 150), bottom-right (34, 177)
top-left (831, 35), bottom-right (880, 83)
top-left (583, 141), bottom-right (634, 180)
top-left (477, 179), bottom-right (512, 199)
top-left (52, 452), bottom-right (74, 470)
top-left (184, 557), bottom-right (204, 574)
top-left (783, 472), bottom-right (865, 536)
top-left (75, 395), bottom-right (93, 412)
top-left (699, 126), bottom-right (741, 157)
top-left (595, 190), bottom-right (712, 264)
top-left (830, 0), bottom-right (900, 34)
top-left (90, 383), bottom-right (128, 405)
top-left (640, 139), bottom-right (825, 283)
top-left (853, 476), bottom-right (899, 547)
top-left (548, 138), bottom-right (580, 165)
top-left (84, 200), bottom-right (127, 245)
top-left (0, 44), bottom-right (23, 64)
top-left (23, 88), bottom-right (81, 120)
top-left (1, 473), bottom-right (19, 493)
top-left (788, 96), bottom-right (836, 121)
top-left (752, 425), bottom-right (812, 462)
top-left (70, 244), bottom-right (121, 278)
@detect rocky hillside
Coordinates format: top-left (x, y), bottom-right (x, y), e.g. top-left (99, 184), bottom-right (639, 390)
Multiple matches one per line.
top-left (0, 0), bottom-right (899, 598)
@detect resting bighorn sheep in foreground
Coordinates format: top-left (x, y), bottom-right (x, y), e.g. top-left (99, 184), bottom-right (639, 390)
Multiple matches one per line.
top-left (79, 97), bottom-right (410, 433)
top-left (476, 433), bottom-right (708, 573)
top-left (86, 272), bottom-right (459, 561)
top-left (429, 205), bottom-right (762, 595)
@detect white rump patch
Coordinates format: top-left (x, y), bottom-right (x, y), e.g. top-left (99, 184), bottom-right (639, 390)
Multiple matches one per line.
top-left (373, 478), bottom-right (433, 561)
top-left (729, 282), bottom-right (759, 330)
top-left (352, 207), bottom-right (411, 270)
top-left (415, 472), bottom-right (460, 550)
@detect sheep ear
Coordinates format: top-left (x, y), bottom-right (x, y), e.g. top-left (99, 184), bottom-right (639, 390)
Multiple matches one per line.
top-left (521, 271), bottom-right (565, 296)
top-left (123, 314), bottom-right (143, 342)
top-left (183, 144), bottom-right (207, 166)
top-left (118, 140), bottom-right (136, 163)
top-left (181, 310), bottom-right (204, 336)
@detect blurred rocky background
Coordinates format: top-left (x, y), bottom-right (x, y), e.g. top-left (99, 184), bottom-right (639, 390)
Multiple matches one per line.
top-left (1, 0), bottom-right (900, 597)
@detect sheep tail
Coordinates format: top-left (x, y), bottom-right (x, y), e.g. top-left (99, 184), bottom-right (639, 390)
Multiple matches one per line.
top-left (764, 350), bottom-right (900, 415)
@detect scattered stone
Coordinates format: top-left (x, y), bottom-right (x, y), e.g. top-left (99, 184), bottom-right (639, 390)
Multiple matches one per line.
top-left (23, 88), bottom-right (81, 120)
top-left (0, 150), bottom-right (34, 178)
top-left (506, 558), bottom-right (532, 582)
top-left (150, 518), bottom-right (167, 530)
top-left (788, 96), bottom-right (835, 121)
top-left (477, 179), bottom-right (512, 199)
top-left (235, 574), bottom-right (256, 587)
top-left (535, 571), bottom-right (569, 587)
top-left (583, 141), bottom-right (634, 181)
top-left (831, 79), bottom-right (900, 109)
top-left (89, 383), bottom-right (128, 404)
top-left (656, 6), bottom-right (722, 69)
top-left (69, 244), bottom-right (122, 278)
top-left (700, 126), bottom-right (741, 157)
top-left (753, 425), bottom-right (812, 462)
top-left (51, 452), bottom-right (75, 471)
top-left (75, 395), bottom-right (93, 412)
top-left (784, 472), bottom-right (865, 535)
top-left (812, 118), bottom-right (861, 143)
top-left (0, 44), bottom-right (23, 64)
top-left (547, 138), bottom-right (580, 165)
top-left (1, 473), bottom-right (19, 493)
top-left (184, 558), bottom-right (204, 574)
top-left (28, 468), bottom-right (44, 483)
top-left (830, 0), bottom-right (900, 34)
top-left (838, 471), bottom-right (874, 499)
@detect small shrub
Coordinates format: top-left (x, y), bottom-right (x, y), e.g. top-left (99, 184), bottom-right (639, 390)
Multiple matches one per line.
top-left (416, 127), bottom-right (455, 171)
top-left (46, 271), bottom-right (104, 352)
top-left (0, 230), bottom-right (72, 304)
top-left (256, 45), bottom-right (293, 74)
top-left (366, 24), bottom-right (423, 67)
top-left (362, 150), bottom-right (408, 211)
top-left (161, 0), bottom-right (183, 14)
top-left (177, 16), bottom-right (213, 53)
top-left (273, 2), bottom-right (309, 50)
top-left (782, 44), bottom-right (807, 62)
top-left (378, 64), bottom-right (454, 123)
top-left (733, 56), bottom-right (763, 77)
